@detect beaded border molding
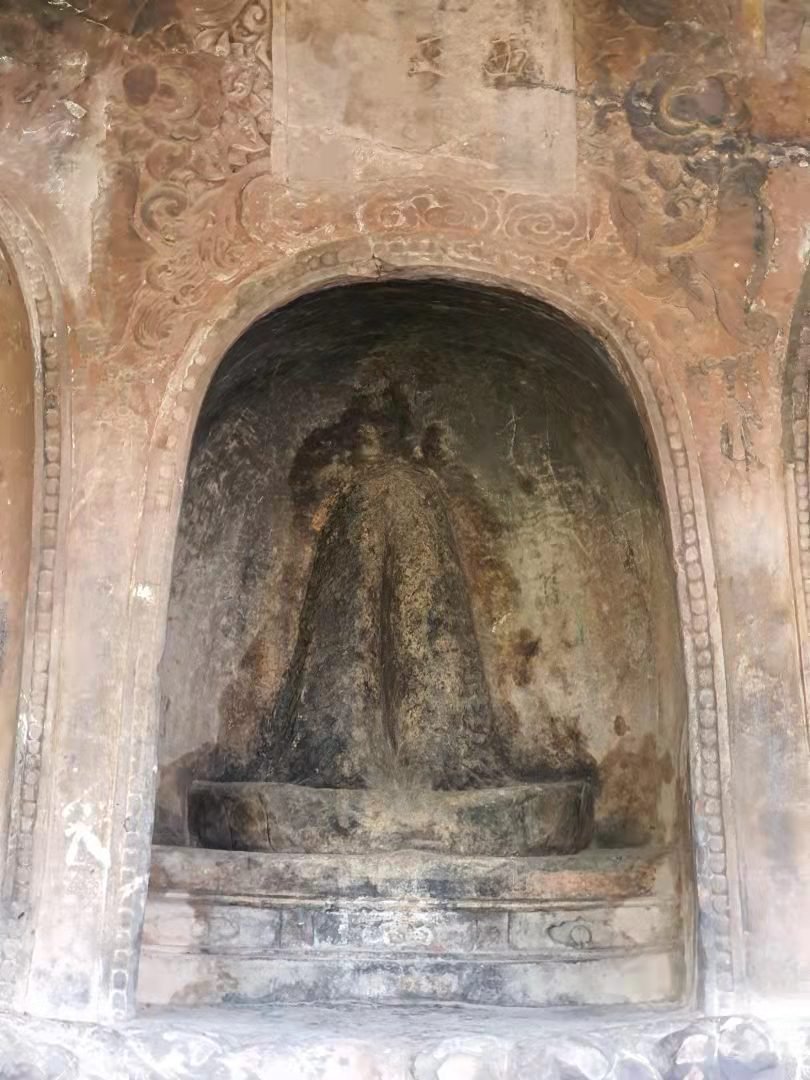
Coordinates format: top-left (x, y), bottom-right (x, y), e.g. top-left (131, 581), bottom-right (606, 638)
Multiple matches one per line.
top-left (0, 195), bottom-right (67, 1007)
top-left (108, 231), bottom-right (742, 1019)
top-left (784, 269), bottom-right (810, 755)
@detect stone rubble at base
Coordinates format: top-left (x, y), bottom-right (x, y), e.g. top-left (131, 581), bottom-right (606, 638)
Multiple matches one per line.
top-left (0, 1008), bottom-right (804, 1080)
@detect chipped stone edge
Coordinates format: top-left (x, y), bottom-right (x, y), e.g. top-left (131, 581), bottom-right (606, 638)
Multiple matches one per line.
top-left (0, 192), bottom-right (69, 1009)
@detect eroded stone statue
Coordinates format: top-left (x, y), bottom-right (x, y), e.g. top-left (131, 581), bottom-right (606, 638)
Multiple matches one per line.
top-left (257, 453), bottom-right (506, 791)
top-left (190, 391), bottom-right (593, 855)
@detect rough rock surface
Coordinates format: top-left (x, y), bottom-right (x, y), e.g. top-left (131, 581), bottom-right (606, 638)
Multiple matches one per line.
top-left (188, 779), bottom-right (594, 855)
top-left (0, 1008), bottom-right (800, 1080)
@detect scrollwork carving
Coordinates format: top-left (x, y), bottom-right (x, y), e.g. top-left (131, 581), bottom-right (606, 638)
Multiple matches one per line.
top-left (357, 184), bottom-right (593, 255)
top-left (585, 86), bottom-right (778, 345)
top-left (106, 0), bottom-right (272, 348)
top-left (238, 175), bottom-right (355, 250)
top-left (118, 161), bottom-right (597, 352)
top-left (500, 193), bottom-right (594, 253)
top-left (358, 185), bottom-right (498, 235)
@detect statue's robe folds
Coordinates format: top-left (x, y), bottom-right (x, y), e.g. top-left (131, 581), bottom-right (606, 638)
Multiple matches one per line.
top-left (257, 461), bottom-right (505, 790)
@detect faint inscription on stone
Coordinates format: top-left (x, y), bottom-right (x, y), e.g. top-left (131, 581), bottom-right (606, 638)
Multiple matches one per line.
top-left (274, 0), bottom-right (575, 189)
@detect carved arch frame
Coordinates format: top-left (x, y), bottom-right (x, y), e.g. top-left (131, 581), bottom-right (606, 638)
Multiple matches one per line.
top-left (783, 265), bottom-right (810, 746)
top-left (98, 232), bottom-right (741, 1020)
top-left (0, 192), bottom-right (70, 1008)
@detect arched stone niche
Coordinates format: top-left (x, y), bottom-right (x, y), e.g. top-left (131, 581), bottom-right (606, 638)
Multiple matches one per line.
top-left (143, 277), bottom-right (697, 1010)
top-left (155, 282), bottom-right (686, 851)
top-left (105, 241), bottom-right (740, 1019)
top-left (0, 237), bottom-right (35, 891)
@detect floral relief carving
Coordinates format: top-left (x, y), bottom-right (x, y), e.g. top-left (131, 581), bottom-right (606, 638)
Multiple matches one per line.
top-left (499, 192), bottom-right (596, 253)
top-left (579, 76), bottom-right (778, 345)
top-left (107, 0), bottom-right (272, 347)
top-left (114, 138), bottom-right (599, 351)
top-left (238, 175), bottom-right (356, 249)
top-left (358, 184), bottom-right (594, 251)
top-left (357, 185), bottom-right (500, 235)
top-left (574, 1), bottom-right (779, 347)
top-left (106, 0), bottom-right (772, 358)
top-left (607, 151), bottom-right (776, 344)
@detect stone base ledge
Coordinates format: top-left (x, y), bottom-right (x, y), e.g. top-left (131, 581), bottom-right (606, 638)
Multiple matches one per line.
top-left (188, 781), bottom-right (595, 857)
top-left (0, 1005), bottom-right (807, 1080)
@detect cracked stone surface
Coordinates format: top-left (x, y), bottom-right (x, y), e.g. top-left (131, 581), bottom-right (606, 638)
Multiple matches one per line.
top-left (0, 1007), bottom-right (804, 1080)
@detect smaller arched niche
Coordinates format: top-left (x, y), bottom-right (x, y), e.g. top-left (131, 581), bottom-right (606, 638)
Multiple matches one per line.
top-left (142, 280), bottom-right (693, 1009)
top-left (0, 240), bottom-right (35, 896)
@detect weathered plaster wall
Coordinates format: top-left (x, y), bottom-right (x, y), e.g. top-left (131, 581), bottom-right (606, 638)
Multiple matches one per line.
top-left (0, 0), bottom-right (808, 1025)
top-left (0, 239), bottom-right (34, 897)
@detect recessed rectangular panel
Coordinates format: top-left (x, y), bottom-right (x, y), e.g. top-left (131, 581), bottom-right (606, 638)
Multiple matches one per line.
top-left (274, 0), bottom-right (576, 189)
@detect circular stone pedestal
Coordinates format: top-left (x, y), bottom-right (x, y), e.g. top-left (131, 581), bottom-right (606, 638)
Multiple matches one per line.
top-left (188, 780), bottom-right (594, 856)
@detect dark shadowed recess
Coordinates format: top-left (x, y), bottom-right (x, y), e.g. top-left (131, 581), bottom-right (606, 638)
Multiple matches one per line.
top-left (196, 281), bottom-right (649, 458)
top-left (156, 278), bottom-right (684, 855)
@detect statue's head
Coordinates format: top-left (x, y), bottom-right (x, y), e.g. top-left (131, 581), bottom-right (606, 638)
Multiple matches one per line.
top-left (352, 423), bottom-right (386, 465)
